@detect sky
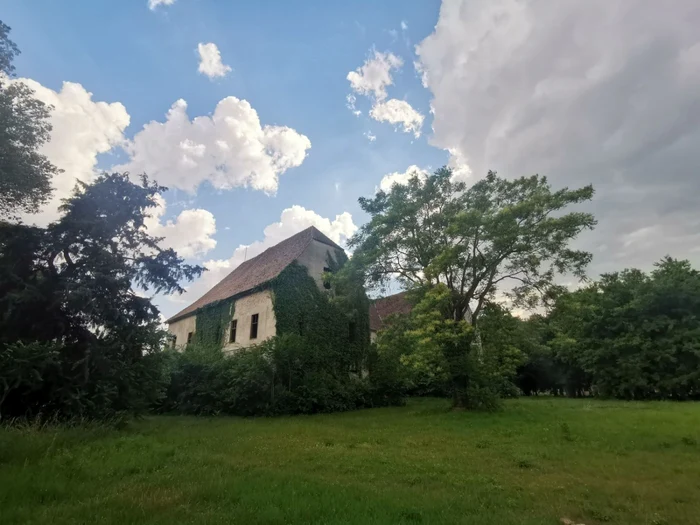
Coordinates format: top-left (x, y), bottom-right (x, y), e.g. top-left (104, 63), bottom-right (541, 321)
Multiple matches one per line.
top-left (3, 0), bottom-right (700, 320)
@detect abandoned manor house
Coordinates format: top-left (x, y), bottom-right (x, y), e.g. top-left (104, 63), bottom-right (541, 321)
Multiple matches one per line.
top-left (166, 226), bottom-right (410, 350)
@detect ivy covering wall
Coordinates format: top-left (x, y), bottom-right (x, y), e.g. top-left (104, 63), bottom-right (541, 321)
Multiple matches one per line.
top-left (269, 252), bottom-right (371, 372)
top-left (194, 299), bottom-right (234, 346)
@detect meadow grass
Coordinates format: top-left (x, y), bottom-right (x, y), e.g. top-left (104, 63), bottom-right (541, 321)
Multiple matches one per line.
top-left (1, 397), bottom-right (699, 524)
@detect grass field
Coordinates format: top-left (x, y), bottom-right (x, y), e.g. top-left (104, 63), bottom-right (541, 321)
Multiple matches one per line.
top-left (1, 398), bottom-right (700, 525)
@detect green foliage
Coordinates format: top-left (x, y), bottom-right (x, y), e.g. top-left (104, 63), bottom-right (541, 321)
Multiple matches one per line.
top-left (350, 167), bottom-right (595, 407)
top-left (545, 257), bottom-right (700, 400)
top-left (0, 20), bottom-right (60, 217)
top-left (270, 259), bottom-right (371, 378)
top-left (162, 334), bottom-right (391, 416)
top-left (374, 287), bottom-right (525, 409)
top-left (0, 173), bottom-right (203, 420)
top-left (194, 299), bottom-right (234, 346)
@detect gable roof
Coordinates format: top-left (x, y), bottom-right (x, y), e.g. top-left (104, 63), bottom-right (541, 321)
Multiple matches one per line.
top-left (167, 226), bottom-right (342, 324)
top-left (369, 291), bottom-right (413, 332)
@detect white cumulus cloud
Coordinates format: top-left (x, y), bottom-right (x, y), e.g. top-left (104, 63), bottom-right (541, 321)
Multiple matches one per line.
top-left (148, 0), bottom-right (175, 10)
top-left (162, 206), bottom-right (357, 313)
top-left (370, 99), bottom-right (424, 137)
top-left (347, 50), bottom-right (403, 101)
top-left (379, 165), bottom-right (428, 193)
top-left (144, 195), bottom-right (217, 259)
top-left (197, 43), bottom-right (231, 79)
top-left (117, 97), bottom-right (311, 193)
top-left (12, 79), bottom-right (130, 226)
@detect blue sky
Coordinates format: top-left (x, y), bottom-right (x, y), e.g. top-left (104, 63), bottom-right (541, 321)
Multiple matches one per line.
top-left (4, 1), bottom-right (700, 319)
top-left (5, 0), bottom-right (444, 242)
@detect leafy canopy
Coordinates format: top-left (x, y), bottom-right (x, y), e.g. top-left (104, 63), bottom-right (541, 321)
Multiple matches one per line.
top-left (0, 19), bottom-right (60, 217)
top-left (351, 168), bottom-right (596, 323)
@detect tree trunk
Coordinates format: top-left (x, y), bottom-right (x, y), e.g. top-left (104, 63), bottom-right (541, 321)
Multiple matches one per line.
top-left (443, 337), bottom-right (472, 409)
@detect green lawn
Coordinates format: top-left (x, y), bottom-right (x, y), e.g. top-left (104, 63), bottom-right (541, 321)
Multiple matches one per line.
top-left (1, 398), bottom-right (700, 525)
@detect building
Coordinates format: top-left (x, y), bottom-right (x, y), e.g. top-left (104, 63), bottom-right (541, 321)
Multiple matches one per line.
top-left (167, 226), bottom-right (358, 350)
top-left (368, 291), bottom-right (413, 342)
top-left (368, 291), bottom-right (477, 343)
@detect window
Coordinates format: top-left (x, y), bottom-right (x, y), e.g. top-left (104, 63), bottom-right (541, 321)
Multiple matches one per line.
top-left (323, 266), bottom-right (332, 289)
top-left (186, 332), bottom-right (194, 344)
top-left (348, 321), bottom-right (357, 343)
top-left (229, 319), bottom-right (238, 343)
top-left (250, 313), bottom-right (259, 339)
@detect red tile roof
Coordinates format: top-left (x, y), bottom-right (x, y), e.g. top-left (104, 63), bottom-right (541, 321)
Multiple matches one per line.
top-left (167, 226), bottom-right (341, 324)
top-left (369, 291), bottom-right (413, 332)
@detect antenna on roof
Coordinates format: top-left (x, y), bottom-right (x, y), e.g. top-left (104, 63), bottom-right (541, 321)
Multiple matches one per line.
top-left (244, 247), bottom-right (248, 261)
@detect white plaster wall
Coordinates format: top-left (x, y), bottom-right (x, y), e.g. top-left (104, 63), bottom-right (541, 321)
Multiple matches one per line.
top-left (295, 239), bottom-right (341, 291)
top-left (168, 315), bottom-right (196, 348)
top-left (223, 290), bottom-right (276, 352)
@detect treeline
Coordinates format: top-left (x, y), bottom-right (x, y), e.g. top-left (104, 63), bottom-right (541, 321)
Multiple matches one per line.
top-left (515, 257), bottom-right (700, 400)
top-left (377, 257), bottom-right (700, 404)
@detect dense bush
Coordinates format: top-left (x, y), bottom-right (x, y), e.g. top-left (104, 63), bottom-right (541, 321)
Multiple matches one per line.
top-left (160, 334), bottom-right (399, 416)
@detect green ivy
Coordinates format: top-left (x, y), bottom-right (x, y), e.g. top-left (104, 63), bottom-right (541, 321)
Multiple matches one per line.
top-left (194, 299), bottom-right (234, 347)
top-left (192, 249), bottom-right (370, 365)
top-left (270, 252), bottom-right (370, 372)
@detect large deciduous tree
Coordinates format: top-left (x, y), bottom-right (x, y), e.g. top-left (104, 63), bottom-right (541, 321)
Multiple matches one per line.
top-left (351, 168), bottom-right (595, 407)
top-left (0, 20), bottom-right (59, 218)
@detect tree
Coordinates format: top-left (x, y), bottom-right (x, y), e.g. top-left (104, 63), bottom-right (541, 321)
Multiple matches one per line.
top-left (0, 20), bottom-right (59, 218)
top-left (548, 257), bottom-right (700, 400)
top-left (0, 173), bottom-right (204, 419)
top-left (350, 168), bottom-right (595, 407)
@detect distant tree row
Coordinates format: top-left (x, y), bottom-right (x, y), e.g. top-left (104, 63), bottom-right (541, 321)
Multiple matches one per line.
top-left (516, 257), bottom-right (700, 400)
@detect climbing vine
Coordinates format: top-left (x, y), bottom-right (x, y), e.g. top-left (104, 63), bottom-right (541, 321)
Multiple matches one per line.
top-left (194, 299), bottom-right (234, 346)
top-left (270, 251), bottom-right (370, 372)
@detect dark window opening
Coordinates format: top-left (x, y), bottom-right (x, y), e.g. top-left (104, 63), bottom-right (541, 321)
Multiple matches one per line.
top-left (348, 321), bottom-right (357, 343)
top-left (214, 323), bottom-right (222, 345)
top-left (186, 331), bottom-right (194, 344)
top-left (298, 317), bottom-right (304, 336)
top-left (250, 313), bottom-right (259, 339)
top-left (323, 266), bottom-right (332, 289)
top-left (229, 319), bottom-right (238, 343)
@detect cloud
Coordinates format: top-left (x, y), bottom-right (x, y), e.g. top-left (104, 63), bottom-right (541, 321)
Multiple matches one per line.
top-left (12, 79), bottom-right (130, 226)
top-left (369, 99), bottom-right (424, 137)
top-left (364, 130), bottom-right (377, 142)
top-left (148, 0), bottom-right (175, 10)
top-left (161, 206), bottom-right (357, 313)
top-left (347, 49), bottom-right (423, 137)
top-left (379, 165), bottom-right (428, 192)
top-left (416, 0), bottom-right (700, 276)
top-left (401, 21), bottom-right (408, 31)
top-left (346, 94), bottom-right (361, 116)
top-left (197, 43), bottom-right (231, 79)
top-left (144, 195), bottom-right (217, 258)
top-left (117, 97), bottom-right (311, 193)
top-left (347, 50), bottom-right (403, 101)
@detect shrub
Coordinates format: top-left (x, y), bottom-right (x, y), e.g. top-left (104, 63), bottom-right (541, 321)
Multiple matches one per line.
top-left (1, 340), bottom-right (167, 421)
top-left (161, 335), bottom-right (400, 417)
